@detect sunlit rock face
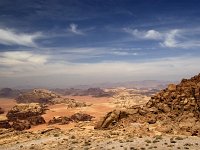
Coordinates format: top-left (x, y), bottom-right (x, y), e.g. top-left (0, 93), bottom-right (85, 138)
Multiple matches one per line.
top-left (95, 73), bottom-right (200, 136)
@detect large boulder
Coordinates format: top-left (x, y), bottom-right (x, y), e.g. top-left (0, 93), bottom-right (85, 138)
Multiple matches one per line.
top-left (94, 109), bottom-right (128, 129)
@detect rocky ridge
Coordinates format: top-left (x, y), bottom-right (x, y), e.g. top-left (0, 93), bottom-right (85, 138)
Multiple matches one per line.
top-left (5, 103), bottom-right (46, 130)
top-left (16, 89), bottom-right (87, 108)
top-left (95, 73), bottom-right (200, 136)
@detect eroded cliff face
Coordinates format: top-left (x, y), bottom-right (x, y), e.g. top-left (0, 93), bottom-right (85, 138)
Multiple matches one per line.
top-left (95, 73), bottom-right (200, 136)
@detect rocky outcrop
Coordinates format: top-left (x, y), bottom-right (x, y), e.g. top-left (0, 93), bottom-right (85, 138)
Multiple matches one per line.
top-left (12, 120), bottom-right (31, 131)
top-left (16, 89), bottom-right (60, 103)
top-left (94, 109), bottom-right (128, 129)
top-left (2, 103), bottom-right (46, 130)
top-left (48, 113), bottom-right (94, 125)
top-left (16, 89), bottom-right (87, 108)
top-left (70, 113), bottom-right (94, 122)
top-left (95, 73), bottom-right (200, 136)
top-left (48, 116), bottom-right (71, 125)
top-left (6, 103), bottom-right (46, 121)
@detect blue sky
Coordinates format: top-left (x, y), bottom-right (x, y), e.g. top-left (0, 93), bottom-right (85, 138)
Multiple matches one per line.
top-left (0, 0), bottom-right (200, 88)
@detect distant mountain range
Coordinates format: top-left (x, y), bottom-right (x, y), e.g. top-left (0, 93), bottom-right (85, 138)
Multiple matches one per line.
top-left (72, 80), bottom-right (177, 90)
top-left (0, 80), bottom-right (176, 98)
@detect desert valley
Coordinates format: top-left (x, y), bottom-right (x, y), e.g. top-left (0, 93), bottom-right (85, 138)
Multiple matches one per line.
top-left (0, 74), bottom-right (200, 149)
top-left (0, 0), bottom-right (200, 149)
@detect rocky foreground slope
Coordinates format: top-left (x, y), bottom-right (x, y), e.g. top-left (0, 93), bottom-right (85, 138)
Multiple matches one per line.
top-left (95, 73), bottom-right (200, 136)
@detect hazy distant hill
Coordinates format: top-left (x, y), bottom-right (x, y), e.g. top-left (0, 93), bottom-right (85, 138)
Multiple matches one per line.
top-left (52, 88), bottom-right (114, 97)
top-left (0, 88), bottom-right (22, 98)
top-left (72, 80), bottom-right (175, 90)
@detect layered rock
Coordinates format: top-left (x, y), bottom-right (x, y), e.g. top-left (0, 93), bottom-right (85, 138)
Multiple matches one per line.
top-left (5, 103), bottom-right (46, 130)
top-left (95, 73), bottom-right (200, 136)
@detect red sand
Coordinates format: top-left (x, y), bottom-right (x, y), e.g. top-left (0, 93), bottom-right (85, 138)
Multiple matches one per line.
top-left (0, 98), bottom-right (17, 113)
top-left (0, 96), bottom-right (115, 131)
top-left (31, 96), bottom-right (115, 131)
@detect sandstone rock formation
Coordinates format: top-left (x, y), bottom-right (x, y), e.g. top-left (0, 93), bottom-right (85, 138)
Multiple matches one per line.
top-left (94, 109), bottom-right (128, 129)
top-left (95, 73), bottom-right (200, 136)
top-left (16, 89), bottom-right (87, 108)
top-left (12, 120), bottom-right (31, 131)
top-left (4, 103), bottom-right (46, 130)
top-left (48, 113), bottom-right (94, 125)
top-left (6, 103), bottom-right (46, 121)
top-left (16, 89), bottom-right (60, 103)
top-left (70, 113), bottom-right (94, 122)
top-left (48, 116), bottom-right (71, 125)
top-left (110, 88), bottom-right (150, 108)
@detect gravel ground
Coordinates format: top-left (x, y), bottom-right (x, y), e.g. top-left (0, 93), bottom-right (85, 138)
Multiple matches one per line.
top-left (1, 126), bottom-right (200, 150)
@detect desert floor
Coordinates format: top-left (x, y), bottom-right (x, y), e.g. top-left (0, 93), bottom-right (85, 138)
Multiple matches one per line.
top-left (1, 97), bottom-right (200, 150)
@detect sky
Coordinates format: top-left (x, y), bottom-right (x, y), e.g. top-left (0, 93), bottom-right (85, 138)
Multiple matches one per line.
top-left (0, 0), bottom-right (200, 88)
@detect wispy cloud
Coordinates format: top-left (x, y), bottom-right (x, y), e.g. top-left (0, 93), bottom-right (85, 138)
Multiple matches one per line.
top-left (67, 23), bottom-right (84, 35)
top-left (160, 29), bottom-right (180, 48)
top-left (124, 27), bottom-right (200, 48)
top-left (123, 28), bottom-right (162, 40)
top-left (0, 28), bottom-right (42, 47)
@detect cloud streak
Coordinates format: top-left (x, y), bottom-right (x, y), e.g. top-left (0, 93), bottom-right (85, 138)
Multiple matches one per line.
top-left (0, 51), bottom-right (199, 79)
top-left (0, 51), bottom-right (48, 66)
top-left (0, 28), bottom-right (42, 47)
